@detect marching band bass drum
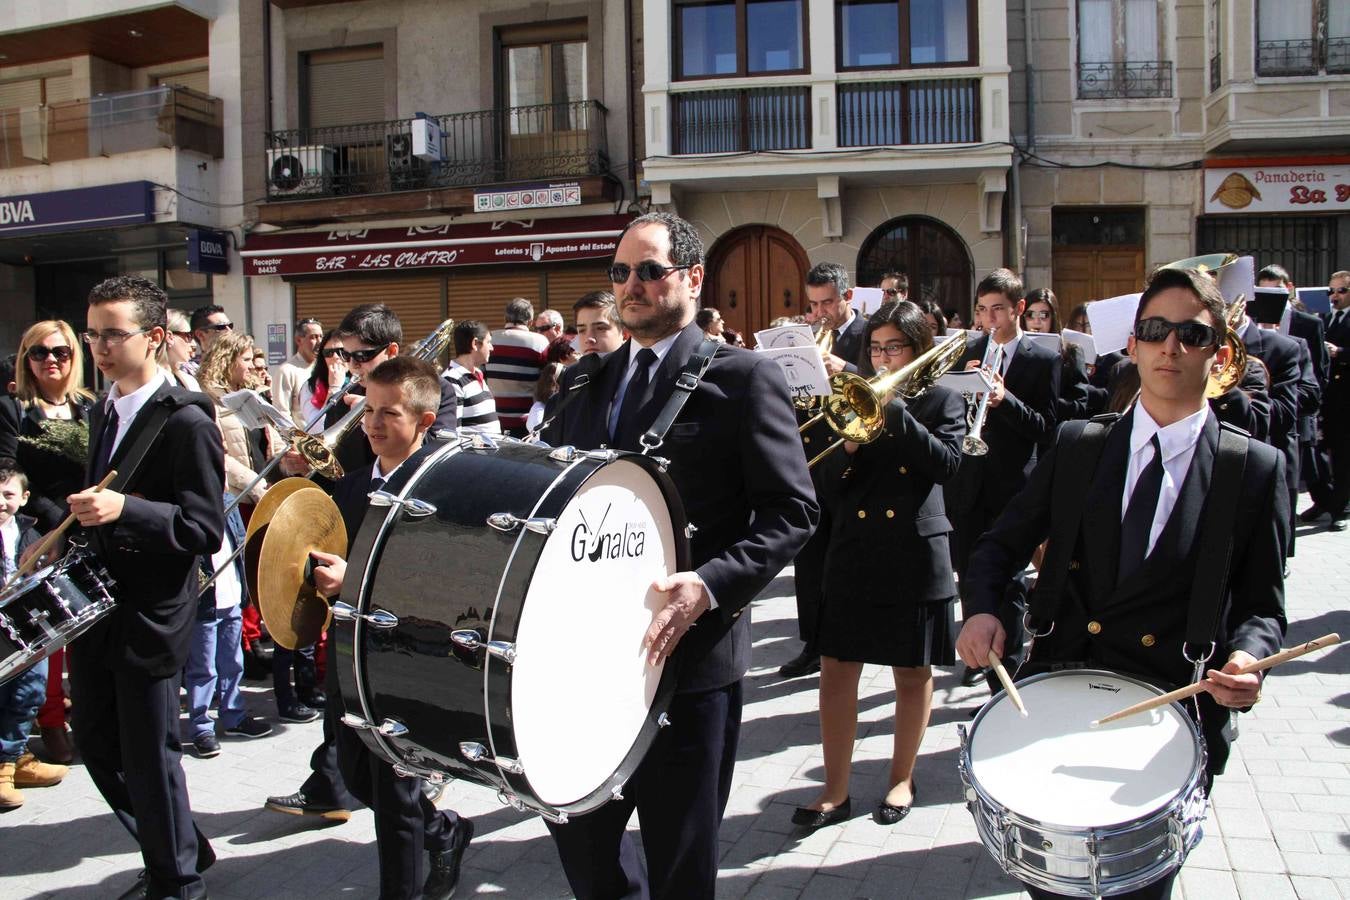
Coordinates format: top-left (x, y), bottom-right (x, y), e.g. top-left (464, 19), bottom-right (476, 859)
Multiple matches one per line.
top-left (334, 437), bottom-right (688, 822)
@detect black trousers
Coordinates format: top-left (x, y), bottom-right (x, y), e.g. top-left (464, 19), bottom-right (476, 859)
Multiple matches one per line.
top-left (299, 696), bottom-right (359, 810)
top-left (1309, 419), bottom-right (1350, 515)
top-left (69, 642), bottom-right (211, 900)
top-left (546, 682), bottom-right (742, 900)
top-left (791, 512), bottom-right (829, 649)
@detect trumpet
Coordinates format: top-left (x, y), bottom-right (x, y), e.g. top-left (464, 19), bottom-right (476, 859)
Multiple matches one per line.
top-left (963, 390), bottom-right (991, 456)
top-left (798, 331), bottom-right (967, 467)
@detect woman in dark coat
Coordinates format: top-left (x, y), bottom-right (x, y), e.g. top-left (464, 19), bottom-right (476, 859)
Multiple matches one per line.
top-left (793, 300), bottom-right (965, 830)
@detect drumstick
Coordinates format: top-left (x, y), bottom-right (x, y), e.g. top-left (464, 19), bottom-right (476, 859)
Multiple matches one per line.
top-left (7, 470), bottom-right (118, 585)
top-left (1090, 632), bottom-right (1341, 728)
top-left (987, 650), bottom-right (1029, 717)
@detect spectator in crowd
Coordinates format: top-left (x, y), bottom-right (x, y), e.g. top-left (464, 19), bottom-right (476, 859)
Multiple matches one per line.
top-left (297, 330), bottom-right (349, 434)
top-left (724, 329), bottom-right (747, 348)
top-left (251, 348), bottom-right (273, 401)
top-left (573, 291), bottom-right (625, 356)
top-left (948, 309), bottom-right (967, 330)
top-left (1, 321), bottom-right (96, 764)
top-left (485, 298), bottom-right (549, 437)
top-left (274, 318), bottom-right (323, 426)
top-left (533, 309), bottom-right (564, 342)
top-left (190, 305), bottom-right (234, 362)
top-left (165, 310), bottom-right (203, 391)
top-left (546, 336), bottom-right (577, 366)
top-left (879, 270), bottom-right (909, 302)
top-left (696, 307), bottom-right (726, 341)
top-left (0, 464), bottom-right (68, 807)
top-left (444, 320), bottom-right (501, 436)
top-left (526, 362), bottom-right (565, 434)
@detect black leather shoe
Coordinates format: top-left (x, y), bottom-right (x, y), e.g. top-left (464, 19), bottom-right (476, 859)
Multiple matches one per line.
top-left (790, 797), bottom-right (850, 831)
top-left (116, 871), bottom-right (209, 899)
top-left (242, 647), bottom-right (271, 682)
top-left (299, 689), bottom-right (326, 710)
top-left (1298, 504), bottom-right (1326, 523)
top-left (779, 650), bottom-right (821, 678)
top-left (1331, 517), bottom-right (1348, 532)
top-left (960, 666), bottom-right (987, 687)
top-left (424, 816), bottom-right (475, 899)
top-left (874, 782), bottom-right (917, 825)
top-left (264, 790), bottom-right (351, 822)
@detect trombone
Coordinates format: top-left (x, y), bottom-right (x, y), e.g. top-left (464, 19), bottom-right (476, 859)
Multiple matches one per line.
top-left (798, 331), bottom-right (968, 468)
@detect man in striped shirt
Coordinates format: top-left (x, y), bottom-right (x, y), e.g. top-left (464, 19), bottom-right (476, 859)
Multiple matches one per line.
top-left (443, 320), bottom-right (502, 436)
top-left (484, 297), bottom-right (549, 436)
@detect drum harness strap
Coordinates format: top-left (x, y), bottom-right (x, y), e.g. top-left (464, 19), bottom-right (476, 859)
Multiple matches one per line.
top-left (1027, 413), bottom-right (1251, 717)
top-left (79, 398), bottom-right (174, 573)
top-left (636, 338), bottom-right (721, 456)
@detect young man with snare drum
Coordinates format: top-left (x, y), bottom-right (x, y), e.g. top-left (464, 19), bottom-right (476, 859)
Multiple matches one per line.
top-left (956, 265), bottom-right (1287, 899)
top-left (67, 276), bottom-right (226, 900)
top-left (305, 356), bottom-right (474, 900)
top-left (542, 211), bottom-right (818, 899)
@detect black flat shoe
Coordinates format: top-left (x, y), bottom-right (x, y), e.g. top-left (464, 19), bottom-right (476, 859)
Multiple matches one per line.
top-left (874, 782), bottom-right (917, 825)
top-left (779, 650), bottom-right (821, 678)
top-left (791, 797), bottom-right (851, 831)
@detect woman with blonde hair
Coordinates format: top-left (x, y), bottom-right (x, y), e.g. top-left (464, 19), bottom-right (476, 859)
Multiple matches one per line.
top-left (197, 332), bottom-right (285, 506)
top-left (0, 320), bottom-right (96, 763)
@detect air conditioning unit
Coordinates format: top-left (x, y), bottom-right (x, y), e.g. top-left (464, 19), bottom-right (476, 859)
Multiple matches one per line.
top-left (267, 145), bottom-right (335, 196)
top-left (386, 132), bottom-right (428, 190)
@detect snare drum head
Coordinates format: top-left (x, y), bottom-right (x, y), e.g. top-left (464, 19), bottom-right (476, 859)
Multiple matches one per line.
top-left (968, 671), bottom-right (1201, 829)
top-left (511, 457), bottom-right (677, 808)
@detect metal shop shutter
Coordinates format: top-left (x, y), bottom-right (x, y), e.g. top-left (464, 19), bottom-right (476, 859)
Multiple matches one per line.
top-left (446, 271), bottom-right (543, 330)
top-left (292, 276), bottom-right (442, 345)
top-left (544, 266), bottom-right (612, 321)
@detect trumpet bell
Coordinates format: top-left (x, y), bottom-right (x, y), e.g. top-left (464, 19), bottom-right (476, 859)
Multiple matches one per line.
top-left (1161, 253), bottom-right (1239, 275)
top-left (962, 435), bottom-right (988, 456)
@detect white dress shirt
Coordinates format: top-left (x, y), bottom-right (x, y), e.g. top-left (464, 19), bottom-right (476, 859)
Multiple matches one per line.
top-left (982, 331), bottom-right (1021, 376)
top-left (104, 372), bottom-right (168, 457)
top-left (1122, 404), bottom-right (1208, 557)
top-left (209, 530), bottom-right (242, 611)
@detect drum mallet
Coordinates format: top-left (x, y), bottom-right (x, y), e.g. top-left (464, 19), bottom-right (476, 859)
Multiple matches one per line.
top-left (1090, 633), bottom-right (1341, 728)
top-left (988, 650), bottom-right (1029, 717)
top-left (7, 470), bottom-right (118, 586)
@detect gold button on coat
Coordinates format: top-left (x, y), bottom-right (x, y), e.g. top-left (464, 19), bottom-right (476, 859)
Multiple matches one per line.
top-left (1087, 621), bottom-right (1102, 635)
top-left (886, 509), bottom-right (895, 518)
top-left (1141, 634), bottom-right (1156, 647)
top-left (857, 510), bottom-right (866, 519)
top-left (1068, 560), bottom-right (1080, 571)
top-left (899, 466), bottom-right (908, 474)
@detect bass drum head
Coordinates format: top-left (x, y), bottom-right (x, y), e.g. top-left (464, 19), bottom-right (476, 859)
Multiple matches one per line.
top-left (968, 670), bottom-right (1201, 829)
top-left (510, 457), bottom-right (677, 809)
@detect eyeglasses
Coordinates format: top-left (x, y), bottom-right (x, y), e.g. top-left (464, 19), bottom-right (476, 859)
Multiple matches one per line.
top-left (321, 347), bottom-right (345, 359)
top-left (27, 346), bottom-right (73, 363)
top-left (173, 331), bottom-right (193, 342)
top-left (607, 261), bottom-right (693, 283)
top-left (882, 289), bottom-right (903, 298)
top-left (1025, 310), bottom-right (1053, 321)
top-left (1133, 317), bottom-right (1219, 348)
top-left (868, 342), bottom-right (912, 357)
top-left (1331, 286), bottom-right (1350, 295)
top-left (335, 345), bottom-right (389, 363)
top-left (203, 322), bottom-right (234, 333)
top-left (81, 328), bottom-right (150, 347)
top-left (534, 324), bottom-right (556, 333)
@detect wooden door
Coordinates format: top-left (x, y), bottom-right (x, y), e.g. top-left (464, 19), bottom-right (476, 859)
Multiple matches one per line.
top-left (1051, 246), bottom-right (1145, 309)
top-left (704, 226), bottom-right (810, 341)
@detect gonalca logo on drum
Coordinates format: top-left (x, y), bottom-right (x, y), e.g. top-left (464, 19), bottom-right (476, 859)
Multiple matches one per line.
top-left (571, 504), bottom-right (647, 562)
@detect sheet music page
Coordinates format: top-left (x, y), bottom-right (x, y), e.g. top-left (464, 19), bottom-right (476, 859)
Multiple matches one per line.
top-left (1086, 293), bottom-right (1142, 355)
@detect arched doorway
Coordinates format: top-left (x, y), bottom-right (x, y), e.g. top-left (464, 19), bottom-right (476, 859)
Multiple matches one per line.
top-left (856, 216), bottom-right (974, 321)
top-left (704, 225), bottom-right (811, 339)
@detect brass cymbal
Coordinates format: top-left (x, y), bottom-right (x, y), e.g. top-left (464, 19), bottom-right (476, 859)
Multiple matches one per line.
top-left (242, 478), bottom-right (323, 607)
top-left (256, 489), bottom-right (347, 650)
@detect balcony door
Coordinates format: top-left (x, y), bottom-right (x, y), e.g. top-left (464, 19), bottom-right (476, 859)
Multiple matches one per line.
top-left (1051, 207), bottom-right (1145, 309)
top-left (499, 23), bottom-right (588, 180)
top-left (704, 225), bottom-right (810, 339)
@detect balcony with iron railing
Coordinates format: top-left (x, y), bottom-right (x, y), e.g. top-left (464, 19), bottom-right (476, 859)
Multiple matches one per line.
top-left (668, 78), bottom-right (983, 156)
top-left (264, 100), bottom-right (608, 200)
top-left (0, 85), bottom-right (223, 169)
top-left (1256, 37), bottom-right (1350, 76)
top-left (1076, 61), bottom-right (1174, 100)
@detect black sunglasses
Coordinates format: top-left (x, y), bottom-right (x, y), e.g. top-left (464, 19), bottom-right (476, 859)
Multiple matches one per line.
top-left (608, 261), bottom-right (693, 284)
top-left (335, 345), bottom-right (388, 363)
top-left (203, 322), bottom-right (234, 333)
top-left (321, 347), bottom-right (345, 359)
top-left (1331, 286), bottom-right (1350, 295)
top-left (27, 345), bottom-right (73, 363)
top-left (1133, 317), bottom-right (1219, 348)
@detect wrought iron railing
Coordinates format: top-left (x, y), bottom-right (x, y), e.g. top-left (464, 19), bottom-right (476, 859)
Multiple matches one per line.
top-left (264, 100), bottom-right (608, 199)
top-left (837, 79), bottom-right (981, 147)
top-left (0, 85), bottom-right (222, 170)
top-left (670, 87), bottom-right (811, 154)
top-left (1256, 39), bottom-right (1318, 75)
top-left (1328, 37), bottom-right (1350, 73)
top-left (1077, 61), bottom-right (1173, 99)
top-left (1210, 53), bottom-right (1222, 92)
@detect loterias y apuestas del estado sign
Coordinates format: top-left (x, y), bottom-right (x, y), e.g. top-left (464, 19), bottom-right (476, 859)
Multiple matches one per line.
top-left (241, 215), bottom-right (631, 277)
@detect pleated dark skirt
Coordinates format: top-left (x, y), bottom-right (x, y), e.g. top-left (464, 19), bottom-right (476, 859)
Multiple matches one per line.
top-left (817, 594), bottom-right (958, 668)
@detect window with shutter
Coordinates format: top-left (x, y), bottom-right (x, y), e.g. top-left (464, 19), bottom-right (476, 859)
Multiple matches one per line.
top-left (0, 79), bottom-right (43, 109)
top-left (303, 46), bottom-right (385, 129)
top-left (154, 69), bottom-right (210, 95)
top-left (293, 277), bottom-right (442, 347)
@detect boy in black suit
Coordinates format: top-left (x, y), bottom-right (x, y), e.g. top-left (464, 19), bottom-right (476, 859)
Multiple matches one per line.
top-left (67, 276), bottom-right (225, 900)
top-left (304, 356), bottom-right (474, 900)
top-left (542, 212), bottom-right (817, 899)
top-left (957, 265), bottom-right (1287, 899)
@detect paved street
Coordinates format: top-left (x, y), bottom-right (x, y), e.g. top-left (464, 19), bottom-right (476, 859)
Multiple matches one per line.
top-left (2, 512), bottom-right (1347, 900)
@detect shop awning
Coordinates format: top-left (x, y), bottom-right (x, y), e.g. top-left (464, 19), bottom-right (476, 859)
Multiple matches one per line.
top-left (241, 214), bottom-right (631, 277)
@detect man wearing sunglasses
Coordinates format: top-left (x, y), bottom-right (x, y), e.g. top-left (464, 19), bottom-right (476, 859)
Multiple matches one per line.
top-left (957, 266), bottom-right (1287, 899)
top-left (1309, 270), bottom-right (1350, 531)
top-left (275, 317), bottom-right (324, 428)
top-left (541, 212), bottom-right (817, 900)
top-left (188, 305), bottom-right (234, 357)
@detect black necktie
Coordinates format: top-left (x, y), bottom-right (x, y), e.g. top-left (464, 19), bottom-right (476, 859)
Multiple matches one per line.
top-left (370, 476), bottom-right (386, 494)
top-left (93, 405), bottom-right (120, 480)
top-left (1118, 434), bottom-right (1164, 584)
top-left (613, 348), bottom-right (657, 447)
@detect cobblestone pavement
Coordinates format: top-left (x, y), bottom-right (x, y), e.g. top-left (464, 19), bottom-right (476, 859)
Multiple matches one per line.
top-left (2, 512), bottom-right (1347, 899)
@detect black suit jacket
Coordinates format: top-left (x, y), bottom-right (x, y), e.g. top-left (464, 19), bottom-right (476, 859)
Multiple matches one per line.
top-left (964, 409), bottom-right (1288, 773)
top-left (1289, 309), bottom-right (1329, 390)
top-left (816, 386), bottom-right (964, 603)
top-left (1243, 325), bottom-right (1303, 491)
top-left (543, 322), bottom-right (819, 692)
top-left (331, 440), bottom-right (444, 556)
top-left (1326, 310), bottom-right (1350, 426)
top-left (958, 333), bottom-right (1061, 505)
top-left (82, 381), bottom-right (225, 677)
top-left (834, 310), bottom-right (868, 374)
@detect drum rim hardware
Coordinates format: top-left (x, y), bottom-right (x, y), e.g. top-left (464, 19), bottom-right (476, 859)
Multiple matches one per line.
top-left (450, 629), bottom-right (517, 665)
top-left (368, 490), bottom-right (437, 518)
top-left (330, 601), bottom-right (399, 630)
top-left (486, 512), bottom-right (557, 535)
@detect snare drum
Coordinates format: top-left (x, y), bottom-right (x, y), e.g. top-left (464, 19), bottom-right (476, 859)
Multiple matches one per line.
top-left (959, 669), bottom-right (1208, 898)
top-left (0, 549), bottom-right (116, 684)
top-left (335, 438), bottom-right (688, 822)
